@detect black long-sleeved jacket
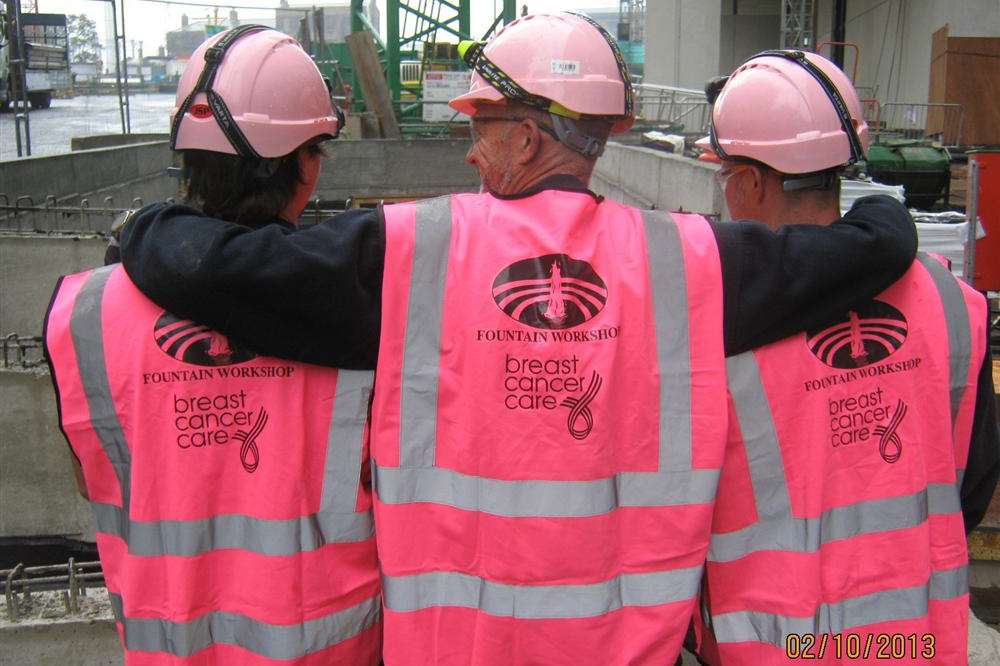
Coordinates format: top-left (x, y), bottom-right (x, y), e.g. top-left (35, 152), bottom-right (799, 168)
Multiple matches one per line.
top-left (116, 181), bottom-right (998, 531)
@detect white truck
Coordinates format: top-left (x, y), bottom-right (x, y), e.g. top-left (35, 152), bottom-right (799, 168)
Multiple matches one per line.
top-left (1, 11), bottom-right (71, 111)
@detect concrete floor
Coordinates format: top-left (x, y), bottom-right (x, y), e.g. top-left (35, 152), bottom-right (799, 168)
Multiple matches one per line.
top-left (0, 94), bottom-right (173, 160)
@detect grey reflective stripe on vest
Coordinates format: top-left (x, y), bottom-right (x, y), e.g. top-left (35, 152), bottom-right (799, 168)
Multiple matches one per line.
top-left (711, 565), bottom-right (968, 647)
top-left (644, 210), bottom-right (694, 470)
top-left (109, 591), bottom-right (380, 659)
top-left (89, 501), bottom-right (372, 556)
top-left (322, 370), bottom-right (374, 513)
top-left (382, 566), bottom-right (702, 619)
top-left (71, 266), bottom-right (132, 527)
top-left (375, 466), bottom-right (719, 517)
top-left (69, 268), bottom-right (374, 558)
top-left (916, 253), bottom-right (972, 427)
top-left (398, 194), bottom-right (452, 468)
top-left (378, 200), bottom-right (714, 614)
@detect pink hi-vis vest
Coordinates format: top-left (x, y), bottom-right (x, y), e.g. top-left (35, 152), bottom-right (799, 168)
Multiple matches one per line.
top-left (697, 255), bottom-right (987, 665)
top-left (372, 192), bottom-right (729, 664)
top-left (44, 265), bottom-right (381, 665)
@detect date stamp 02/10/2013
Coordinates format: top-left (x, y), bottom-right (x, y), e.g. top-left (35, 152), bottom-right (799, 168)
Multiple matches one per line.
top-left (784, 633), bottom-right (937, 660)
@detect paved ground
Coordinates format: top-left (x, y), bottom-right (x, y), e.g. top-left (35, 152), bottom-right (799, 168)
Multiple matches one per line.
top-left (0, 94), bottom-right (173, 160)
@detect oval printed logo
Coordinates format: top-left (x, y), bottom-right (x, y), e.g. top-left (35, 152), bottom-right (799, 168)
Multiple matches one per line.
top-left (153, 312), bottom-right (257, 366)
top-left (807, 300), bottom-right (908, 369)
top-left (188, 103), bottom-right (213, 119)
top-left (492, 254), bottom-right (607, 330)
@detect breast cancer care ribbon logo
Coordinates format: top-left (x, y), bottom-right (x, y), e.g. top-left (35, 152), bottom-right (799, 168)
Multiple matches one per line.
top-left (234, 408), bottom-right (268, 473)
top-left (873, 399), bottom-right (907, 464)
top-left (560, 371), bottom-right (603, 440)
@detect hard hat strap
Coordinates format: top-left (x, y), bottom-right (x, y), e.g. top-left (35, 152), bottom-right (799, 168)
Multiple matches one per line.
top-left (549, 114), bottom-right (606, 159)
top-left (170, 24), bottom-right (269, 159)
top-left (566, 12), bottom-right (634, 119)
top-left (460, 40), bottom-right (555, 115)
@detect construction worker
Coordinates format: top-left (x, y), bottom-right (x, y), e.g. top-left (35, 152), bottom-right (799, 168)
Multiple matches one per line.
top-left (43, 27), bottom-right (381, 664)
top-left (693, 50), bottom-right (999, 664)
top-left (116, 13), bottom-right (919, 664)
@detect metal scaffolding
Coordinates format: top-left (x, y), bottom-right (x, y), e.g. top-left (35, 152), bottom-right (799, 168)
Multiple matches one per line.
top-left (4, 0), bottom-right (33, 156)
top-left (780, 0), bottom-right (815, 50)
top-left (618, 0), bottom-right (645, 44)
top-left (349, 0), bottom-right (515, 126)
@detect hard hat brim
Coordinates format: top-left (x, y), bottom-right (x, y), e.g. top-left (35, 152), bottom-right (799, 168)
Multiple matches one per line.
top-left (448, 86), bottom-right (505, 117)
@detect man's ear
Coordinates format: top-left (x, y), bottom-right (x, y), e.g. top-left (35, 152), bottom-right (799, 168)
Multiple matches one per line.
top-left (747, 165), bottom-right (768, 205)
top-left (513, 118), bottom-right (543, 166)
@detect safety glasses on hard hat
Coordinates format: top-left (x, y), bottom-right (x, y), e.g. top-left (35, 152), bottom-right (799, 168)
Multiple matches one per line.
top-left (470, 115), bottom-right (574, 148)
top-left (714, 157), bottom-right (838, 194)
top-left (713, 163), bottom-right (753, 191)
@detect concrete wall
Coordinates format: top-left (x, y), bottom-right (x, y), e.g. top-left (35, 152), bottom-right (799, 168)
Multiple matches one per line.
top-left (316, 139), bottom-right (479, 201)
top-left (719, 0), bottom-right (781, 75)
top-left (0, 371), bottom-right (94, 540)
top-left (1, 139), bottom-right (476, 233)
top-left (592, 142), bottom-right (724, 217)
top-left (0, 142), bottom-right (174, 206)
top-left (0, 616), bottom-right (119, 665)
top-left (71, 134), bottom-right (170, 151)
top-left (645, 0), bottom-right (724, 87)
top-left (815, 0), bottom-right (1000, 104)
top-left (0, 235), bottom-right (107, 336)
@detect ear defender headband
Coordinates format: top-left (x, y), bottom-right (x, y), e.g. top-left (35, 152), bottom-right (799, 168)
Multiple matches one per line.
top-left (170, 25), bottom-right (344, 159)
top-left (457, 13), bottom-right (634, 158)
top-left (707, 50), bottom-right (865, 173)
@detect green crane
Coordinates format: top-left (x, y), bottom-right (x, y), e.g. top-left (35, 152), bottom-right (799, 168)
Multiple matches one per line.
top-left (347, 0), bottom-right (515, 130)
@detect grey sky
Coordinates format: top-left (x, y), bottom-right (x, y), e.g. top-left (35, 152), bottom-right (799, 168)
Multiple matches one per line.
top-left (38, 0), bottom-right (618, 56)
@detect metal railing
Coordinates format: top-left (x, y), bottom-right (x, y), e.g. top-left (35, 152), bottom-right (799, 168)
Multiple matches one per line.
top-left (1, 335), bottom-right (46, 370)
top-left (0, 194), bottom-right (144, 235)
top-left (2, 559), bottom-right (105, 622)
top-left (0, 193), bottom-right (348, 234)
top-left (632, 84), bottom-right (711, 134)
top-left (874, 102), bottom-right (965, 147)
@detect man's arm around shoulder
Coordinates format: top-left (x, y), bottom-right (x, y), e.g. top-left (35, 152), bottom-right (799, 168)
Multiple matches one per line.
top-left (119, 203), bottom-right (385, 368)
top-left (715, 195), bottom-right (917, 355)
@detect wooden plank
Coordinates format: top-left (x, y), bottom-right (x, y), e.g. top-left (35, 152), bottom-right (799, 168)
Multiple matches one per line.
top-left (945, 49), bottom-right (1000, 145)
top-left (346, 30), bottom-right (402, 140)
top-left (927, 26), bottom-right (949, 138)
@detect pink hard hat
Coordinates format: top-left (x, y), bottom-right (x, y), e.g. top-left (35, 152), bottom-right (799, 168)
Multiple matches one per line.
top-left (698, 50), bottom-right (870, 174)
top-left (171, 26), bottom-right (341, 159)
top-left (449, 12), bottom-right (635, 134)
